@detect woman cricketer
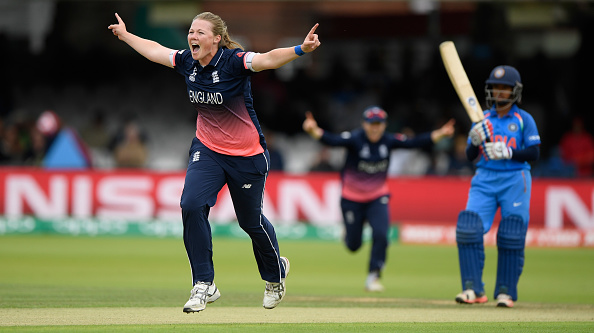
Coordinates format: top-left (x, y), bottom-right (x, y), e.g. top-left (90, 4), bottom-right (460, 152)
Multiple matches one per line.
top-left (109, 12), bottom-right (320, 312)
top-left (455, 65), bottom-right (540, 308)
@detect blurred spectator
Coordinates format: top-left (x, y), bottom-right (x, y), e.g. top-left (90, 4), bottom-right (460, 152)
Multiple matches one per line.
top-left (113, 121), bottom-right (148, 168)
top-left (80, 109), bottom-right (113, 168)
top-left (80, 110), bottom-right (110, 150)
top-left (0, 112), bottom-right (38, 165)
top-left (310, 146), bottom-right (339, 172)
top-left (0, 118), bottom-right (23, 164)
top-left (109, 113), bottom-right (148, 152)
top-left (36, 110), bottom-right (91, 169)
top-left (531, 145), bottom-right (575, 178)
top-left (559, 116), bottom-right (594, 177)
top-left (22, 127), bottom-right (46, 166)
top-left (36, 110), bottom-right (61, 151)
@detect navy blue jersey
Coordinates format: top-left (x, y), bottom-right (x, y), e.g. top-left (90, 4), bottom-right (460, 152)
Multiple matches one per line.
top-left (320, 129), bottom-right (433, 202)
top-left (172, 47), bottom-right (266, 156)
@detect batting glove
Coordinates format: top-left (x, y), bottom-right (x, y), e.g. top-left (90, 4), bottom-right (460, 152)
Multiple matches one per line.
top-left (469, 119), bottom-right (493, 146)
top-left (483, 141), bottom-right (513, 160)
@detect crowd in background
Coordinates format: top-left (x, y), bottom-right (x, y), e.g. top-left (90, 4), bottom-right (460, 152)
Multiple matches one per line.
top-left (1, 1), bottom-right (593, 178)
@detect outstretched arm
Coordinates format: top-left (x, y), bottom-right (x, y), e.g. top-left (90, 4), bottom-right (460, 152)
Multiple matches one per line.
top-left (431, 119), bottom-right (456, 143)
top-left (251, 23), bottom-right (321, 72)
top-left (302, 111), bottom-right (324, 140)
top-left (108, 13), bottom-right (174, 68)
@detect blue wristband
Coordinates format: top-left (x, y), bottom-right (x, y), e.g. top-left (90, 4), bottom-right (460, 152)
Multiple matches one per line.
top-left (294, 45), bottom-right (305, 56)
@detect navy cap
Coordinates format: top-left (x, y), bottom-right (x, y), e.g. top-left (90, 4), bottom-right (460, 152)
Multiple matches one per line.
top-left (362, 106), bottom-right (387, 122)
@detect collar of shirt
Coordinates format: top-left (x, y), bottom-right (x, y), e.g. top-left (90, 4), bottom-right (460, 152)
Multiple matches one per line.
top-left (487, 104), bottom-right (519, 119)
top-left (194, 47), bottom-right (225, 70)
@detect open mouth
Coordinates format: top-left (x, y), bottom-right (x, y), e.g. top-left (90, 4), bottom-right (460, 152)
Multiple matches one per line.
top-left (191, 44), bottom-right (200, 53)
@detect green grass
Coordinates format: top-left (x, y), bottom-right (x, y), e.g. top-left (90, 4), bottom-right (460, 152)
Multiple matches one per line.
top-left (0, 234), bottom-right (593, 331)
top-left (1, 322), bottom-right (593, 333)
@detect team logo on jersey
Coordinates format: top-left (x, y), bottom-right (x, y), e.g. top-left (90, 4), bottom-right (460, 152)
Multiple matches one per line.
top-left (237, 52), bottom-right (245, 57)
top-left (379, 144), bottom-right (388, 158)
top-left (189, 67), bottom-right (198, 82)
top-left (212, 70), bottom-right (219, 83)
top-left (360, 145), bottom-right (370, 158)
top-left (508, 123), bottom-right (518, 132)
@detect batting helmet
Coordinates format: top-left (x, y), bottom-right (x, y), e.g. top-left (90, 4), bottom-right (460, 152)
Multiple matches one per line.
top-left (484, 65), bottom-right (523, 108)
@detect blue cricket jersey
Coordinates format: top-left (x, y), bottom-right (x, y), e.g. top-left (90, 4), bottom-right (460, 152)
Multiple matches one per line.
top-left (472, 105), bottom-right (541, 171)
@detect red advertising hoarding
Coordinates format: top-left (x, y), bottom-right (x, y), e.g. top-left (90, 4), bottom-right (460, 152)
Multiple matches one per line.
top-left (0, 168), bottom-right (592, 246)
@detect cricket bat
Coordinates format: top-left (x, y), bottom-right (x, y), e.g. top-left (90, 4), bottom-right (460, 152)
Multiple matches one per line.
top-left (439, 41), bottom-right (484, 123)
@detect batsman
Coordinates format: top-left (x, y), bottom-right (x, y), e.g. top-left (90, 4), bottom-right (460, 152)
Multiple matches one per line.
top-left (455, 65), bottom-right (540, 308)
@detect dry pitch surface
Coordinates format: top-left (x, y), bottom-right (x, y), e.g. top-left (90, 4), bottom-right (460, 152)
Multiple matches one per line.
top-left (2, 298), bottom-right (593, 326)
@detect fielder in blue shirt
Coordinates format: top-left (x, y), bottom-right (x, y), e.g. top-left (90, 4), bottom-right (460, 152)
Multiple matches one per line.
top-left (109, 12), bottom-right (320, 312)
top-left (455, 65), bottom-right (540, 308)
top-left (303, 107), bottom-right (455, 291)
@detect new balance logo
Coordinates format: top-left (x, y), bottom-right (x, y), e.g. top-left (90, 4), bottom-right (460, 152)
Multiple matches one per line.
top-left (192, 151), bottom-right (200, 162)
top-left (242, 184), bottom-right (252, 189)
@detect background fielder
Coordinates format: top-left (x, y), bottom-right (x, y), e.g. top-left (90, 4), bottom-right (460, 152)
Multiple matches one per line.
top-left (455, 65), bottom-right (540, 308)
top-left (303, 107), bottom-right (454, 291)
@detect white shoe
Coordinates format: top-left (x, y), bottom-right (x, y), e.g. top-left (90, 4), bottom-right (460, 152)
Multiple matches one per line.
top-left (365, 272), bottom-right (385, 292)
top-left (455, 289), bottom-right (488, 304)
top-left (496, 293), bottom-right (514, 308)
top-left (183, 281), bottom-right (221, 313)
top-left (263, 257), bottom-right (290, 309)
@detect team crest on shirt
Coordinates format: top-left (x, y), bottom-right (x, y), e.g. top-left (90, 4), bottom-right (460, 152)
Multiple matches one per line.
top-left (212, 70), bottom-right (219, 83)
top-left (189, 67), bottom-right (197, 82)
top-left (379, 144), bottom-right (388, 158)
top-left (360, 145), bottom-right (370, 158)
top-left (508, 123), bottom-right (518, 132)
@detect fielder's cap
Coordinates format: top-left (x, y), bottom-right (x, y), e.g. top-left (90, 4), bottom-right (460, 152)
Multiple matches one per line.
top-left (362, 106), bottom-right (387, 123)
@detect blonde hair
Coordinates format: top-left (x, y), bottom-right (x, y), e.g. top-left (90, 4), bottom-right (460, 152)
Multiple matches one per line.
top-left (193, 12), bottom-right (244, 50)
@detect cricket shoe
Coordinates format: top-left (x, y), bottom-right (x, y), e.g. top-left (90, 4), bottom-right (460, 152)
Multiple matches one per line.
top-left (496, 293), bottom-right (514, 308)
top-left (263, 257), bottom-right (290, 309)
top-left (183, 281), bottom-right (221, 313)
top-left (455, 289), bottom-right (488, 304)
top-left (365, 271), bottom-right (385, 292)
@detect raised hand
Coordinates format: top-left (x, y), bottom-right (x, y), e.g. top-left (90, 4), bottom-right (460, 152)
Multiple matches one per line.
top-left (301, 24), bottom-right (321, 53)
top-left (303, 111), bottom-right (323, 139)
top-left (469, 119), bottom-right (493, 146)
top-left (108, 13), bottom-right (127, 40)
top-left (483, 141), bottom-right (512, 160)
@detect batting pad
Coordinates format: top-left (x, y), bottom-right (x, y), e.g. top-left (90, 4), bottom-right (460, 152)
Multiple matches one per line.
top-left (456, 210), bottom-right (485, 293)
top-left (495, 215), bottom-right (527, 301)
